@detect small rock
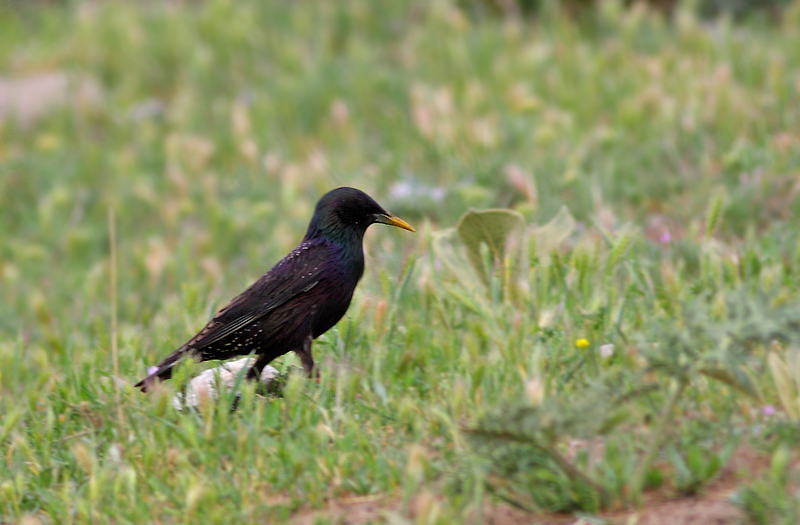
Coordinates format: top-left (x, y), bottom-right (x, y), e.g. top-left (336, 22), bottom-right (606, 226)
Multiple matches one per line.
top-left (128, 98), bottom-right (166, 121)
top-left (0, 72), bottom-right (102, 126)
top-left (172, 358), bottom-right (279, 410)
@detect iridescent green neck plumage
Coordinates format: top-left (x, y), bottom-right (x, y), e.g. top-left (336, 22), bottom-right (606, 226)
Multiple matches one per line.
top-left (304, 210), bottom-right (368, 249)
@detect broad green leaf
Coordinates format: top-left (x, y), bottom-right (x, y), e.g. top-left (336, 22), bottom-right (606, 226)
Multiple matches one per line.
top-left (699, 363), bottom-right (763, 401)
top-left (770, 446), bottom-right (791, 484)
top-left (705, 194), bottom-right (724, 239)
top-left (606, 231), bottom-right (634, 275)
top-left (456, 208), bottom-right (527, 286)
top-left (767, 352), bottom-right (799, 420)
top-left (787, 349), bottom-right (800, 390)
top-left (533, 206), bottom-right (576, 262)
top-left (666, 445), bottom-right (691, 484)
top-left (432, 227), bottom-right (483, 292)
top-left (0, 409), bottom-right (22, 444)
top-left (598, 408), bottom-right (630, 435)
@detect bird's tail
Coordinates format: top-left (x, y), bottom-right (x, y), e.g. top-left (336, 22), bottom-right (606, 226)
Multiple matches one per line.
top-left (133, 349), bottom-right (187, 392)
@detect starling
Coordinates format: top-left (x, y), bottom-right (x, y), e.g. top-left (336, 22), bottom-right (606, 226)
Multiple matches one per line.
top-left (135, 187), bottom-right (415, 392)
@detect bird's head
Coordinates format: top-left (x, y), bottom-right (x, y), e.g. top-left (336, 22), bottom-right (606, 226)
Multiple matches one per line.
top-left (305, 187), bottom-right (415, 244)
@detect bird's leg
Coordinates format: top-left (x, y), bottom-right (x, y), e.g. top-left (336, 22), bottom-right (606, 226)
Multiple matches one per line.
top-left (246, 353), bottom-right (271, 382)
top-left (296, 334), bottom-right (318, 379)
top-left (245, 353), bottom-right (277, 396)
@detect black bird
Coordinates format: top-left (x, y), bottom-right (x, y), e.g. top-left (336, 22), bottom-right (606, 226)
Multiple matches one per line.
top-left (135, 187), bottom-right (414, 392)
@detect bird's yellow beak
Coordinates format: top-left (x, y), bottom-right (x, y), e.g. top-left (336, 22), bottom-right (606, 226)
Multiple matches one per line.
top-left (375, 213), bottom-right (415, 232)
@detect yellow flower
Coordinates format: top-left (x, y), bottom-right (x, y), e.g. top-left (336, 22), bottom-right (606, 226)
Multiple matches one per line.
top-left (576, 338), bottom-right (590, 349)
top-left (36, 133), bottom-right (62, 152)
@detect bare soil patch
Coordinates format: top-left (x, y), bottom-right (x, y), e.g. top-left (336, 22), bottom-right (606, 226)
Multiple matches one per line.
top-left (290, 446), bottom-right (768, 524)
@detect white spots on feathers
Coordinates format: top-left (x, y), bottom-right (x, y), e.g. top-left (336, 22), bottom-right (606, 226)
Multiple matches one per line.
top-left (207, 322), bottom-right (267, 356)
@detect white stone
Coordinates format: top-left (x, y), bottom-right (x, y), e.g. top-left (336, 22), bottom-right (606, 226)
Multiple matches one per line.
top-left (172, 358), bottom-right (279, 410)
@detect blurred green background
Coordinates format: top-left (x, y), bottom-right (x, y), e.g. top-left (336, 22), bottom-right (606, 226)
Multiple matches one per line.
top-left (3, 0), bottom-right (799, 351)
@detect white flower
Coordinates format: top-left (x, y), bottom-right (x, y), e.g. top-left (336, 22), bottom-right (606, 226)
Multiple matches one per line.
top-left (599, 344), bottom-right (614, 359)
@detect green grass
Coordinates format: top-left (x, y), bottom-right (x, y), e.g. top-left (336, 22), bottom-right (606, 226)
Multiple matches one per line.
top-left (2, 0), bottom-right (800, 523)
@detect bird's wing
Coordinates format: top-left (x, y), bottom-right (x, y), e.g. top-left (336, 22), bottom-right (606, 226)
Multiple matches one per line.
top-left (185, 241), bottom-right (330, 350)
top-left (135, 241), bottom-right (332, 390)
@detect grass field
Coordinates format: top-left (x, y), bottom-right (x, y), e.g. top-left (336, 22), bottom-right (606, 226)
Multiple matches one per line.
top-left (2, 1), bottom-right (800, 523)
